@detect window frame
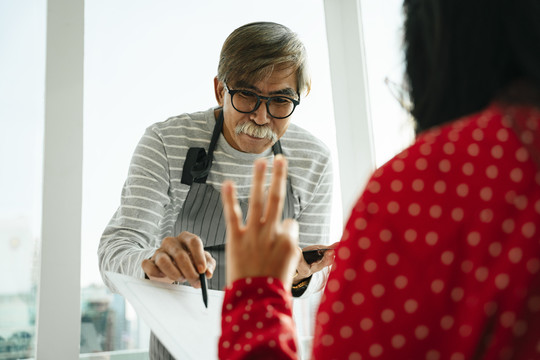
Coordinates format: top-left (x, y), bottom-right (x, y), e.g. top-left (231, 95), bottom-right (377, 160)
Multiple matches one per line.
top-left (33, 0), bottom-right (374, 358)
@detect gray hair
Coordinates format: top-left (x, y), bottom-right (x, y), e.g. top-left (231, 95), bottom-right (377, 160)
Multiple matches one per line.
top-left (217, 22), bottom-right (311, 96)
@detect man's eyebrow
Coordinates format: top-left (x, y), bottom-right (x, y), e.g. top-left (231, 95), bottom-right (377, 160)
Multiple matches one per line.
top-left (233, 80), bottom-right (298, 98)
top-left (271, 88), bottom-right (298, 98)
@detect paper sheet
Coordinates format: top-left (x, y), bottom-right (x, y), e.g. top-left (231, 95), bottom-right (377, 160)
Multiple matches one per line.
top-left (106, 271), bottom-right (317, 359)
top-left (105, 271), bottom-right (224, 359)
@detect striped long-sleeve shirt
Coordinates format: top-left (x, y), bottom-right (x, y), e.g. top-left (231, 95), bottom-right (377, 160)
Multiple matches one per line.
top-left (98, 106), bottom-right (334, 296)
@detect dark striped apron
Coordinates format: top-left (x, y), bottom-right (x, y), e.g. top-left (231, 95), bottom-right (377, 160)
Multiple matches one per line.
top-left (150, 110), bottom-right (296, 359)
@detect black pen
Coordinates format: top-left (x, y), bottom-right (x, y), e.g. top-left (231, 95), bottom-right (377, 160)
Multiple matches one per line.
top-left (199, 273), bottom-right (208, 308)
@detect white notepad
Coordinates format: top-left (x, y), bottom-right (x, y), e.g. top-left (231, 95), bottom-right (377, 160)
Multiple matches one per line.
top-left (106, 271), bottom-right (316, 359)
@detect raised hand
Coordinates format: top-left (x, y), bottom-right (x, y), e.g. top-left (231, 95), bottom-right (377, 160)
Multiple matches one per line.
top-left (221, 155), bottom-right (300, 289)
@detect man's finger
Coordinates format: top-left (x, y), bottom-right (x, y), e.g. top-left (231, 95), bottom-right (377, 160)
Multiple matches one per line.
top-left (142, 258), bottom-right (166, 278)
top-left (154, 251), bottom-right (184, 281)
top-left (182, 234), bottom-right (207, 274)
top-left (173, 250), bottom-right (200, 282)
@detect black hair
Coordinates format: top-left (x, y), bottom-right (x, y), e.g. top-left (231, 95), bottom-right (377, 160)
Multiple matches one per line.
top-left (403, 0), bottom-right (540, 134)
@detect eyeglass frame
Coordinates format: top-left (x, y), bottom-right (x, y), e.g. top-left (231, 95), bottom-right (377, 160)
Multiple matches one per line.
top-left (224, 83), bottom-right (300, 119)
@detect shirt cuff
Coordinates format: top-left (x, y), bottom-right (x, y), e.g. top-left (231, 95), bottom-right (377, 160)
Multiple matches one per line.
top-left (223, 277), bottom-right (292, 309)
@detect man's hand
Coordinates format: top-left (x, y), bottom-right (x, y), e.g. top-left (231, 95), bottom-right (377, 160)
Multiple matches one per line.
top-left (141, 231), bottom-right (216, 288)
top-left (221, 155), bottom-right (301, 290)
top-left (293, 242), bottom-right (339, 285)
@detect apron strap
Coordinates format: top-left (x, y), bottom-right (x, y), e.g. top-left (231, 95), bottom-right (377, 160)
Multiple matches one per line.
top-left (180, 148), bottom-right (207, 185)
top-left (272, 140), bottom-right (283, 155)
top-left (181, 110), bottom-right (224, 185)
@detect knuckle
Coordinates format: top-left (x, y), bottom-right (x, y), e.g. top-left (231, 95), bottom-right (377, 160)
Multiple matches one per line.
top-left (187, 235), bottom-right (202, 247)
top-left (144, 259), bottom-right (155, 269)
top-left (154, 255), bottom-right (168, 267)
top-left (177, 232), bottom-right (191, 244)
top-left (179, 231), bottom-right (196, 239)
top-left (174, 250), bottom-right (190, 264)
top-left (162, 237), bottom-right (175, 246)
top-left (168, 247), bottom-right (181, 259)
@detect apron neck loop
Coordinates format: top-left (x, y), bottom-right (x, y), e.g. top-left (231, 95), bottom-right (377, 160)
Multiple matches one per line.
top-left (190, 109), bottom-right (223, 181)
top-left (272, 139), bottom-right (283, 155)
top-left (206, 109), bottom-right (224, 166)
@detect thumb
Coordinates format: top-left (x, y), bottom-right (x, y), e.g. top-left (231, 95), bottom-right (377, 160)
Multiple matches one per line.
top-left (281, 219), bottom-right (299, 245)
top-left (281, 219), bottom-right (301, 287)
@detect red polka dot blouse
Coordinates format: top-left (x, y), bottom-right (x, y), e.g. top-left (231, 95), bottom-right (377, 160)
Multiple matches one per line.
top-left (219, 102), bottom-right (540, 360)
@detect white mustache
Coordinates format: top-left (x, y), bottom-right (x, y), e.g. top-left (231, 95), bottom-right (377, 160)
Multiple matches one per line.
top-left (235, 122), bottom-right (278, 143)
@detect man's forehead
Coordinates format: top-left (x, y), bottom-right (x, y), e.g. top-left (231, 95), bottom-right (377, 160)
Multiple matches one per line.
top-left (232, 79), bottom-right (297, 97)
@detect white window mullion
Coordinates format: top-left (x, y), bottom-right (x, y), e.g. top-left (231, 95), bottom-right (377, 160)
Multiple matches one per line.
top-left (36, 0), bottom-right (84, 358)
top-left (323, 0), bottom-right (375, 219)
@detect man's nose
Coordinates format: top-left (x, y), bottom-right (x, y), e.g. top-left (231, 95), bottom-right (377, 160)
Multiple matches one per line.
top-left (251, 101), bottom-right (271, 125)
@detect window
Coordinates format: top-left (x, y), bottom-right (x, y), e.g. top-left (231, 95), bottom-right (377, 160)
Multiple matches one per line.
top-left (361, 0), bottom-right (414, 166)
top-left (82, 1), bottom-right (341, 356)
top-left (0, 0), bottom-right (46, 358)
top-left (1, 1), bottom-right (410, 357)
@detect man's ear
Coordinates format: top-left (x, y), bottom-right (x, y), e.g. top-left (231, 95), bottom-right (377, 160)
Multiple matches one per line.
top-left (214, 77), bottom-right (224, 106)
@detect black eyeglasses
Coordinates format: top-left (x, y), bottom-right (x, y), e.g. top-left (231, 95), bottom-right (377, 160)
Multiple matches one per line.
top-left (225, 83), bottom-right (300, 119)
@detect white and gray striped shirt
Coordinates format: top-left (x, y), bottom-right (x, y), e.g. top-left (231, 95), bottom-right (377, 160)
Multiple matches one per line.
top-left (99, 107), bottom-right (333, 296)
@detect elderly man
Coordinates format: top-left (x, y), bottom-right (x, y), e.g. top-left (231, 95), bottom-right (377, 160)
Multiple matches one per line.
top-left (98, 21), bottom-right (334, 359)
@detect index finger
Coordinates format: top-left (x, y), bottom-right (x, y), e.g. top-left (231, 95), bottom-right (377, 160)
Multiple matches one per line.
top-left (181, 234), bottom-right (207, 274)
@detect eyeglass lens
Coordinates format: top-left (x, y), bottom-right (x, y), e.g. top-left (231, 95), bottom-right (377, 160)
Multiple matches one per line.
top-left (232, 90), bottom-right (295, 118)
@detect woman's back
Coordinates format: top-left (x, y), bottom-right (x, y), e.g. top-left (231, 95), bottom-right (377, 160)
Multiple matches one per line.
top-left (313, 102), bottom-right (540, 359)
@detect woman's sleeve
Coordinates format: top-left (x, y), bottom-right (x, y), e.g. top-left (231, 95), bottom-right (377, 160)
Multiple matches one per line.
top-left (219, 277), bottom-right (299, 360)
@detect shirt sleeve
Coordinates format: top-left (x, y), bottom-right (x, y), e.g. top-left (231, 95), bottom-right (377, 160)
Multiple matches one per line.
top-left (295, 158), bottom-right (334, 298)
top-left (219, 277), bottom-right (299, 360)
top-left (98, 126), bottom-right (171, 292)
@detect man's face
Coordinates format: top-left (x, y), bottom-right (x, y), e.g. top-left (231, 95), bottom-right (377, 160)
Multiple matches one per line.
top-left (214, 68), bottom-right (298, 154)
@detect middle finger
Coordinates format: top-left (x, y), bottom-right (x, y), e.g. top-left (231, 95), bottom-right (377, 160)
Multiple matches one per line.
top-left (246, 158), bottom-right (268, 227)
top-left (154, 251), bottom-right (184, 281)
top-left (264, 154), bottom-right (287, 224)
top-left (171, 249), bottom-right (200, 283)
